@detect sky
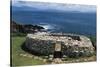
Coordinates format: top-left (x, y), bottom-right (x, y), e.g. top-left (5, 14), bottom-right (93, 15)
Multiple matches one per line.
top-left (11, 0), bottom-right (96, 13)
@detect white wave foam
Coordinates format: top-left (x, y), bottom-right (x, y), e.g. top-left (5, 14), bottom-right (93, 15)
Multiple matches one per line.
top-left (38, 23), bottom-right (57, 30)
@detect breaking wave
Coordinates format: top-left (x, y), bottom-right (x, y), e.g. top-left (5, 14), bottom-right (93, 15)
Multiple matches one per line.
top-left (38, 23), bottom-right (60, 32)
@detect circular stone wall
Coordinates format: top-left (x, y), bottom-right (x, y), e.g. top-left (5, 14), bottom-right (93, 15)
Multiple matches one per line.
top-left (24, 33), bottom-right (95, 57)
top-left (25, 38), bottom-right (55, 55)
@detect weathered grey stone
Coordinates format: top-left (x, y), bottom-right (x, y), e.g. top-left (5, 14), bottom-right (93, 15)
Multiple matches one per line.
top-left (25, 33), bottom-right (94, 58)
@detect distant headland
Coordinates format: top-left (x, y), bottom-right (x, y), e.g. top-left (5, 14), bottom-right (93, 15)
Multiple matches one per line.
top-left (11, 21), bottom-right (45, 33)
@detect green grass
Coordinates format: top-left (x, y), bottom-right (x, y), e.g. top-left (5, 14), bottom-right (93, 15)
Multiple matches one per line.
top-left (11, 34), bottom-right (96, 66)
top-left (11, 36), bottom-right (45, 66)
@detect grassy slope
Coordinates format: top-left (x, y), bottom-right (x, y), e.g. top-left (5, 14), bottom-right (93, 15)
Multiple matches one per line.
top-left (11, 35), bottom-right (96, 66)
top-left (11, 36), bottom-right (44, 66)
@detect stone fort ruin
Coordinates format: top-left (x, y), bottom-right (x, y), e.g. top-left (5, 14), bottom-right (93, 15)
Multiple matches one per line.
top-left (25, 32), bottom-right (94, 60)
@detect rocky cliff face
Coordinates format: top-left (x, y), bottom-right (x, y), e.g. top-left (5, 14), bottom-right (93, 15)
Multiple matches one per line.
top-left (11, 21), bottom-right (45, 33)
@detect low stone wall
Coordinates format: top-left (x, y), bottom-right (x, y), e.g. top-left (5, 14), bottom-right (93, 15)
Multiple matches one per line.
top-left (62, 45), bottom-right (95, 58)
top-left (25, 33), bottom-right (95, 58)
top-left (25, 37), bottom-right (55, 55)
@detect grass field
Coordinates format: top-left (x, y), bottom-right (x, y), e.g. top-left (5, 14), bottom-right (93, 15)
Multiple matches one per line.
top-left (11, 36), bottom-right (45, 66)
top-left (11, 35), bottom-right (96, 66)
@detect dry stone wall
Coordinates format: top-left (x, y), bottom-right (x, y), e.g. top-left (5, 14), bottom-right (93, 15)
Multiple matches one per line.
top-left (25, 33), bottom-right (95, 58)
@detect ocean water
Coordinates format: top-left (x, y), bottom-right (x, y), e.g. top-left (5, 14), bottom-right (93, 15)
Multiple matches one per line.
top-left (12, 11), bottom-right (96, 36)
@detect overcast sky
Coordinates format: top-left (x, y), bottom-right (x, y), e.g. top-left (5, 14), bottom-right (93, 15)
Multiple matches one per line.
top-left (11, 0), bottom-right (96, 13)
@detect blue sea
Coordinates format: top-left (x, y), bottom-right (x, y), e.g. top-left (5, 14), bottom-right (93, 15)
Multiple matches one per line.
top-left (12, 11), bottom-right (96, 36)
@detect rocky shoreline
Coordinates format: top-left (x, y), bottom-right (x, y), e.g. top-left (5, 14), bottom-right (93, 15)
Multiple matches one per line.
top-left (11, 21), bottom-right (45, 34)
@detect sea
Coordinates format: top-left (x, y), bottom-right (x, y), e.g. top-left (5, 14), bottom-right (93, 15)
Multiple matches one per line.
top-left (12, 11), bottom-right (96, 36)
